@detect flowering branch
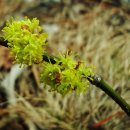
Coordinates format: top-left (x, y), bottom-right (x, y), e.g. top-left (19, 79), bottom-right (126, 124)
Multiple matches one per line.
top-left (1, 36), bottom-right (130, 116)
top-left (0, 17), bottom-right (130, 117)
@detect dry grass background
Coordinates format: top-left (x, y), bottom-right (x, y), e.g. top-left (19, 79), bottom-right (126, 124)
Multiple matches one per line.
top-left (0, 0), bottom-right (130, 130)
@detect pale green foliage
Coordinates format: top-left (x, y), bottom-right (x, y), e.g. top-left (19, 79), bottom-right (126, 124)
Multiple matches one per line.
top-left (2, 17), bottom-right (48, 65)
top-left (40, 52), bottom-right (94, 95)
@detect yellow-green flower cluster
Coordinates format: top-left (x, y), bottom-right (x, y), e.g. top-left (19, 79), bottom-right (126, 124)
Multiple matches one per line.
top-left (40, 52), bottom-right (94, 95)
top-left (2, 17), bottom-right (48, 65)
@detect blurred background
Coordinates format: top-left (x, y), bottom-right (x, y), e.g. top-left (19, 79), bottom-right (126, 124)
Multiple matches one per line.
top-left (0, 0), bottom-right (130, 129)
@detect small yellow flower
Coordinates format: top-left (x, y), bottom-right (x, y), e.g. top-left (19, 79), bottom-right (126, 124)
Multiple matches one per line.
top-left (40, 52), bottom-right (94, 95)
top-left (2, 17), bottom-right (48, 66)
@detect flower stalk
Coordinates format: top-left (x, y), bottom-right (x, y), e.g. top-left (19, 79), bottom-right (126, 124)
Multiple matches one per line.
top-left (88, 75), bottom-right (130, 117)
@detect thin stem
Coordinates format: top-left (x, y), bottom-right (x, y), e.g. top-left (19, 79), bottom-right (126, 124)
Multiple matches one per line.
top-left (0, 37), bottom-right (8, 47)
top-left (88, 75), bottom-right (130, 117)
top-left (42, 53), bottom-right (58, 64)
top-left (0, 36), bottom-right (130, 117)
